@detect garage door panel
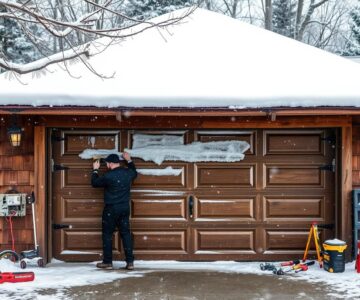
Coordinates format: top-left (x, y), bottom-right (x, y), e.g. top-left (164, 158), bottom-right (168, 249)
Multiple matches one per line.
top-left (64, 132), bottom-right (119, 154)
top-left (61, 197), bottom-right (103, 221)
top-left (196, 197), bottom-right (255, 220)
top-left (62, 165), bottom-right (93, 187)
top-left (60, 230), bottom-right (120, 253)
top-left (266, 230), bottom-right (322, 251)
top-left (264, 197), bottom-right (323, 220)
top-left (194, 130), bottom-right (256, 155)
top-left (195, 164), bottom-right (255, 188)
top-left (54, 130), bottom-right (120, 159)
top-left (194, 229), bottom-right (255, 253)
top-left (264, 131), bottom-right (324, 155)
top-left (133, 230), bottom-right (187, 253)
top-left (131, 198), bottom-right (186, 220)
top-left (265, 165), bottom-right (322, 187)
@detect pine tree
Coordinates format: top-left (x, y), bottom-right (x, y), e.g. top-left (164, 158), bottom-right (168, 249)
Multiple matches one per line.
top-left (345, 2), bottom-right (360, 55)
top-left (0, 5), bottom-right (37, 64)
top-left (272, 0), bottom-right (296, 38)
top-left (125, 0), bottom-right (195, 21)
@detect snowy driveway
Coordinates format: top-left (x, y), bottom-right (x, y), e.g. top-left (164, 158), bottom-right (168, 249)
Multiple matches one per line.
top-left (0, 260), bottom-right (359, 299)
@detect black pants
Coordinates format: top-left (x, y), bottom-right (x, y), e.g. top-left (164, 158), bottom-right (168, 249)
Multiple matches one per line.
top-left (102, 204), bottom-right (134, 264)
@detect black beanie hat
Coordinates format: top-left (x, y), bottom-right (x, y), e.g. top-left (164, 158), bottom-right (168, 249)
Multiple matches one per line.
top-left (103, 154), bottom-right (121, 163)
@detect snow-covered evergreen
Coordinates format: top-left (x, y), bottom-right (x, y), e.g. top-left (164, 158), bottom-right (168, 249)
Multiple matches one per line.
top-left (345, 1), bottom-right (360, 55)
top-left (124, 0), bottom-right (195, 21)
top-left (0, 6), bottom-right (34, 65)
top-left (272, 0), bottom-right (296, 38)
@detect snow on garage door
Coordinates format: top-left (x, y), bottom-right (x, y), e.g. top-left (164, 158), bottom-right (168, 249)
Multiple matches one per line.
top-left (51, 129), bottom-right (335, 261)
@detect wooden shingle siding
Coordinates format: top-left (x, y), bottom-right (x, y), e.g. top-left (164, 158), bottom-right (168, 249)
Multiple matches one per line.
top-left (0, 117), bottom-right (34, 253)
top-left (353, 126), bottom-right (360, 188)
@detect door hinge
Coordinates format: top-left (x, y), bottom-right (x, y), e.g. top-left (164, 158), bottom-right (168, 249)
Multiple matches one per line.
top-left (51, 159), bottom-right (69, 172)
top-left (319, 159), bottom-right (336, 172)
top-left (53, 164), bottom-right (69, 171)
top-left (51, 130), bottom-right (65, 143)
top-left (321, 136), bottom-right (336, 144)
top-left (51, 135), bottom-right (65, 142)
top-left (53, 224), bottom-right (72, 230)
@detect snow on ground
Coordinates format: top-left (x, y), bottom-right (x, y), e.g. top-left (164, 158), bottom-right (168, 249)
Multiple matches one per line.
top-left (1, 259), bottom-right (360, 300)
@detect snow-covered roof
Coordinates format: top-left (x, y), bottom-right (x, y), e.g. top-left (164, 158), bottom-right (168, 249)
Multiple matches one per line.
top-left (1, 7), bottom-right (360, 109)
top-left (345, 56), bottom-right (360, 64)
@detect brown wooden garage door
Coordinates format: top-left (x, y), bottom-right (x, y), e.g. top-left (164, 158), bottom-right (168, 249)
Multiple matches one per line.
top-left (51, 128), bottom-right (335, 261)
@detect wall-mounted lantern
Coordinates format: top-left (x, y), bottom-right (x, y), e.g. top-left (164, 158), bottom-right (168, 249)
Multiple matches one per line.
top-left (7, 115), bottom-right (22, 147)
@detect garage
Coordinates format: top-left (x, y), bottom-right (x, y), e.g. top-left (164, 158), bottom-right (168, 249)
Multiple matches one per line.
top-left (51, 127), bottom-right (336, 261)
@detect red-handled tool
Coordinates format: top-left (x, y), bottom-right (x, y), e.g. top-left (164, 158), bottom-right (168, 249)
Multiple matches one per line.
top-left (280, 259), bottom-right (300, 266)
top-left (295, 264), bottom-right (309, 273)
top-left (0, 271), bottom-right (35, 284)
top-left (274, 261), bottom-right (315, 275)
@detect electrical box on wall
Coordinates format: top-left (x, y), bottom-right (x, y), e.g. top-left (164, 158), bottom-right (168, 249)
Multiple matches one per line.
top-left (0, 194), bottom-right (27, 217)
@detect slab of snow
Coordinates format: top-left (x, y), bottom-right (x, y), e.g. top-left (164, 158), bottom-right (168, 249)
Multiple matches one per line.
top-left (133, 134), bottom-right (184, 148)
top-left (1, 259), bottom-right (359, 299)
top-left (80, 138), bottom-right (250, 166)
top-left (137, 166), bottom-right (183, 176)
top-left (79, 149), bottom-right (122, 160)
top-left (131, 189), bottom-right (185, 196)
top-left (60, 250), bottom-right (99, 255)
top-left (126, 140), bottom-right (250, 165)
top-left (1, 8), bottom-right (360, 108)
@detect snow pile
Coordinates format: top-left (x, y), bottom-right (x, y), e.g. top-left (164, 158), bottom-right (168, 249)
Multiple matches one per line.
top-left (126, 140), bottom-right (250, 165)
top-left (79, 134), bottom-right (250, 171)
top-left (1, 259), bottom-right (360, 299)
top-left (132, 189), bottom-right (185, 196)
top-left (133, 134), bottom-right (184, 148)
top-left (78, 149), bottom-right (121, 160)
top-left (0, 259), bottom-right (145, 299)
top-left (137, 166), bottom-right (182, 176)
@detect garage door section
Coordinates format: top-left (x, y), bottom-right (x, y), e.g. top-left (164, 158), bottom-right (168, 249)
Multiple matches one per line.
top-left (51, 129), bottom-right (335, 261)
top-left (259, 130), bottom-right (335, 259)
top-left (52, 130), bottom-right (121, 261)
top-left (129, 129), bottom-right (335, 260)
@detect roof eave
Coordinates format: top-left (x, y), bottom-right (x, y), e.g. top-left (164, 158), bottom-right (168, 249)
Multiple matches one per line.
top-left (1, 105), bottom-right (360, 117)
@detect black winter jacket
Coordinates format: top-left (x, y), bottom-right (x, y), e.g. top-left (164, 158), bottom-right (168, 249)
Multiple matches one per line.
top-left (91, 161), bottom-right (137, 207)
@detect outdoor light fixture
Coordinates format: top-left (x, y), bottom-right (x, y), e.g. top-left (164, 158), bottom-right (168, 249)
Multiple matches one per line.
top-left (7, 115), bottom-right (22, 147)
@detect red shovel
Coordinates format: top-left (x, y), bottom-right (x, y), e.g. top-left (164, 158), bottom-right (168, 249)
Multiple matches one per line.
top-left (0, 271), bottom-right (35, 284)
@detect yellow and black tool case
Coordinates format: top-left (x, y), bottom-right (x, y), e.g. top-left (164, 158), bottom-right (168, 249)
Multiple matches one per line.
top-left (323, 239), bottom-right (347, 273)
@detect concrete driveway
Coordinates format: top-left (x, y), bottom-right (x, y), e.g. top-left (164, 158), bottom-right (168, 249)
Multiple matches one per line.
top-left (58, 270), bottom-right (339, 300)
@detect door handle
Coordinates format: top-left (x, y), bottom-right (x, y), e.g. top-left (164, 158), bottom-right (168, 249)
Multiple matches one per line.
top-left (53, 224), bottom-right (72, 230)
top-left (189, 195), bottom-right (194, 218)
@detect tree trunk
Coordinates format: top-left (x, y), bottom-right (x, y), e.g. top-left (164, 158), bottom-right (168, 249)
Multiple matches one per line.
top-left (295, 0), bottom-right (304, 39)
top-left (264, 0), bottom-right (272, 30)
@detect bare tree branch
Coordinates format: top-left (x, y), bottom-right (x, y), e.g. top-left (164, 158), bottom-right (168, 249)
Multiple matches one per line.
top-left (0, 46), bottom-right (89, 74)
top-left (296, 0), bottom-right (330, 41)
top-left (0, 1), bottom-right (197, 75)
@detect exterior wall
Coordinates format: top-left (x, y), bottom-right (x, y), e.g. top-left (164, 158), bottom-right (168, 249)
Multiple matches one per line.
top-left (353, 126), bottom-right (360, 188)
top-left (0, 116), bottom-right (35, 253)
top-left (0, 113), bottom-right (354, 261)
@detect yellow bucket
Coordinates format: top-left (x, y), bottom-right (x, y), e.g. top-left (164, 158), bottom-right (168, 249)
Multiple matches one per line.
top-left (323, 239), bottom-right (347, 273)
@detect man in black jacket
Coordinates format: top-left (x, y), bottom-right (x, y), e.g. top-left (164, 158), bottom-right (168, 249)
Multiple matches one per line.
top-left (91, 152), bottom-right (137, 270)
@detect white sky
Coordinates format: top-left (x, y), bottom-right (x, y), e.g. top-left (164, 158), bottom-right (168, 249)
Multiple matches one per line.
top-left (1, 8), bottom-right (360, 108)
top-left (1, 259), bottom-right (359, 299)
